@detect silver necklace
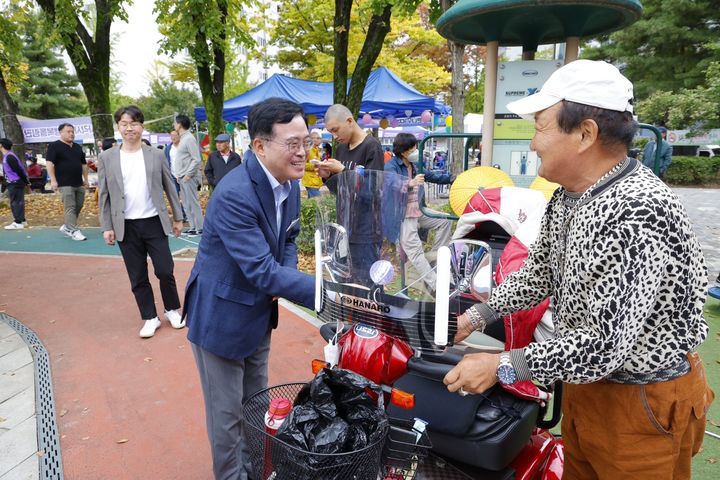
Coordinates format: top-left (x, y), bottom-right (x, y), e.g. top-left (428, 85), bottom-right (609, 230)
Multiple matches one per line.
top-left (557, 158), bottom-right (627, 298)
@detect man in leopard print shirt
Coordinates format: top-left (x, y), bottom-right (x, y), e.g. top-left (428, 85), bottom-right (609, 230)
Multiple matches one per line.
top-left (444, 60), bottom-right (714, 479)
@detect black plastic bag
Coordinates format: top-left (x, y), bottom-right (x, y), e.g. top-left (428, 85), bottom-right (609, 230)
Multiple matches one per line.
top-left (274, 368), bottom-right (388, 475)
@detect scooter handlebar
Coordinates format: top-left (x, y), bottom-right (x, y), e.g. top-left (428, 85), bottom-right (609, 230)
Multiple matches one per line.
top-left (406, 354), bottom-right (463, 380)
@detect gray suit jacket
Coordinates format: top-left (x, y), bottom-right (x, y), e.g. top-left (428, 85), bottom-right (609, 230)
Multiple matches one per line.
top-left (98, 144), bottom-right (183, 242)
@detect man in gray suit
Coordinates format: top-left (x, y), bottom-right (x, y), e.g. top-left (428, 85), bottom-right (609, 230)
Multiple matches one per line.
top-left (98, 105), bottom-right (186, 338)
top-left (174, 114), bottom-right (204, 236)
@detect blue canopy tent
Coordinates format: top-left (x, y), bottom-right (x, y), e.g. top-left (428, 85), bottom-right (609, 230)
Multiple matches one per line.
top-left (194, 67), bottom-right (446, 122)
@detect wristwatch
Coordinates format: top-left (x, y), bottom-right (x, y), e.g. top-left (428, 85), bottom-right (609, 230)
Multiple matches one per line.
top-left (496, 351), bottom-right (517, 385)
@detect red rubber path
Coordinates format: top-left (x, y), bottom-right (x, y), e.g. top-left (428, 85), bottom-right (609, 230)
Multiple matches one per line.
top-left (1, 252), bottom-right (324, 480)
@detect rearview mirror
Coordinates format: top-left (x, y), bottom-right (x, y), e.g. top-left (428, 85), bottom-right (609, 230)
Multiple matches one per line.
top-left (448, 240), bottom-right (492, 302)
top-left (322, 223), bottom-right (351, 279)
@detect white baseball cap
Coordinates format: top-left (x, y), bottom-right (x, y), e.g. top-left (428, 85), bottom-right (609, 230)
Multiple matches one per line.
top-left (507, 60), bottom-right (634, 120)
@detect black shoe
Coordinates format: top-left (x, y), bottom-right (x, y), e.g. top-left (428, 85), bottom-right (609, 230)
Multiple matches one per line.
top-left (184, 229), bottom-right (198, 237)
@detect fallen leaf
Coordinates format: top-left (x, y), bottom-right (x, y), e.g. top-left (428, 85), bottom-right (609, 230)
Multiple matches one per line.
top-left (144, 357), bottom-right (153, 362)
top-left (59, 409), bottom-right (68, 417)
top-left (707, 458), bottom-right (717, 464)
top-left (49, 320), bottom-right (56, 324)
top-left (710, 419), bottom-right (720, 428)
top-left (81, 436), bottom-right (89, 440)
top-left (0, 416), bottom-right (6, 423)
top-left (36, 450), bottom-right (45, 457)
top-left (116, 438), bottom-right (129, 444)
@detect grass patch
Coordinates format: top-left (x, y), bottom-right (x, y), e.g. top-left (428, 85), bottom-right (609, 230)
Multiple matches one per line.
top-left (694, 297), bottom-right (720, 477)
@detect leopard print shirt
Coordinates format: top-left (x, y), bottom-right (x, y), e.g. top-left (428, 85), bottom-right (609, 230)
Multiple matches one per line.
top-left (489, 159), bottom-right (709, 385)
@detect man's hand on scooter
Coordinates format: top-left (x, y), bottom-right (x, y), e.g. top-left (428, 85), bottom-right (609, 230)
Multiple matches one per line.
top-left (454, 313), bottom-right (475, 343)
top-left (444, 352), bottom-right (500, 395)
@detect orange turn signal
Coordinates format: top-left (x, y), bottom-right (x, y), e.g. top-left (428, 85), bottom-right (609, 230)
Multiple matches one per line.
top-left (311, 359), bottom-right (329, 375)
top-left (390, 388), bottom-right (415, 409)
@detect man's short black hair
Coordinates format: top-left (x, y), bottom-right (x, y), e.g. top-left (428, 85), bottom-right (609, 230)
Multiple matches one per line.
top-left (175, 114), bottom-right (191, 130)
top-left (248, 98), bottom-right (305, 140)
top-left (0, 138), bottom-right (12, 150)
top-left (101, 137), bottom-right (117, 151)
top-left (58, 123), bottom-right (74, 132)
top-left (114, 105), bottom-right (144, 124)
top-left (557, 100), bottom-right (638, 152)
top-left (392, 133), bottom-right (418, 157)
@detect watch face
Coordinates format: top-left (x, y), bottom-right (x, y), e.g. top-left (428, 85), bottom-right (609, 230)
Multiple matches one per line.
top-left (497, 365), bottom-right (517, 385)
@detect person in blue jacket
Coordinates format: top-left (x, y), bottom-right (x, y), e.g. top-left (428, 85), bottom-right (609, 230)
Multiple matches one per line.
top-left (642, 126), bottom-right (673, 177)
top-left (709, 273), bottom-right (720, 300)
top-left (385, 133), bottom-right (454, 292)
top-left (184, 98), bottom-right (315, 480)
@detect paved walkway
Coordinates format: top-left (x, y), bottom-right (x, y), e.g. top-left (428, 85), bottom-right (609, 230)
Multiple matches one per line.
top-left (674, 187), bottom-right (720, 277)
top-left (0, 253), bottom-right (321, 479)
top-left (0, 227), bottom-right (198, 257)
top-left (0, 319), bottom-right (38, 480)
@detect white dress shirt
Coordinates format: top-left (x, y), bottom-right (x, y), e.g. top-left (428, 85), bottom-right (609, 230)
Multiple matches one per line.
top-left (120, 148), bottom-right (158, 220)
top-left (256, 156), bottom-right (291, 234)
top-left (169, 145), bottom-right (178, 176)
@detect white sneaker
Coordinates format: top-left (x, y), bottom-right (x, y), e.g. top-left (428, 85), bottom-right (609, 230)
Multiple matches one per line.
top-left (71, 230), bottom-right (87, 241)
top-left (59, 225), bottom-right (72, 237)
top-left (164, 309), bottom-right (185, 329)
top-left (4, 222), bottom-right (24, 230)
top-left (139, 317), bottom-right (161, 338)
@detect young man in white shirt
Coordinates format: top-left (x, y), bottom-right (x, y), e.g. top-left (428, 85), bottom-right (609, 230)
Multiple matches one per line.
top-left (98, 105), bottom-right (185, 338)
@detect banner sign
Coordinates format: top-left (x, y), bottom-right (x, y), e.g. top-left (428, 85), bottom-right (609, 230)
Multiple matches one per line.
top-left (19, 116), bottom-right (173, 145)
top-left (664, 128), bottom-right (720, 146)
top-left (20, 117), bottom-right (95, 144)
top-left (493, 60), bottom-right (561, 187)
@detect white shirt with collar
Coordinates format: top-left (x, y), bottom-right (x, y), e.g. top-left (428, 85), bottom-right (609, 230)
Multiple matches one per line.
top-left (256, 155), bottom-right (292, 235)
top-left (120, 148), bottom-right (158, 220)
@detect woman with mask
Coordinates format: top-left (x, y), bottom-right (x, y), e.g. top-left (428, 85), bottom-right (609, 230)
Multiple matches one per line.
top-left (385, 133), bottom-right (454, 293)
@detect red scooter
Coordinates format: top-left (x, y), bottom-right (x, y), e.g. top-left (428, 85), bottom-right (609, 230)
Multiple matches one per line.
top-left (311, 170), bottom-right (563, 479)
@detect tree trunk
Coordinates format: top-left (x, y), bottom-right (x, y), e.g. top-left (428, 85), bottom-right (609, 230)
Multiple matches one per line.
top-left (35, 0), bottom-right (115, 139)
top-left (193, 11), bottom-right (226, 152)
top-left (0, 69), bottom-right (26, 159)
top-left (332, 0), bottom-right (352, 106)
top-left (197, 63), bottom-right (225, 150)
top-left (449, 39), bottom-right (466, 177)
top-left (345, 4), bottom-right (392, 117)
top-left (440, 0), bottom-right (467, 177)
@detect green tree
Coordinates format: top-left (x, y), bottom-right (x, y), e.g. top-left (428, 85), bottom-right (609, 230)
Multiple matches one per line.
top-left (463, 45), bottom-right (486, 114)
top-left (135, 69), bottom-right (202, 133)
top-left (334, 0), bottom-right (424, 116)
top-left (0, 2), bottom-right (28, 155)
top-left (34, 0), bottom-right (130, 139)
top-left (582, 0), bottom-right (720, 100)
top-left (269, 1), bottom-right (449, 98)
top-left (13, 13), bottom-right (87, 119)
top-left (430, 0), bottom-right (465, 176)
top-left (165, 57), bottom-right (254, 101)
top-left (155, 0), bottom-right (253, 142)
top-left (223, 57), bottom-right (254, 100)
top-left (636, 60), bottom-right (720, 133)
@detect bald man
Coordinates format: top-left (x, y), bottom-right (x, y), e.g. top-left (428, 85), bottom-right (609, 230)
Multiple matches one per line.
top-left (316, 104), bottom-right (385, 284)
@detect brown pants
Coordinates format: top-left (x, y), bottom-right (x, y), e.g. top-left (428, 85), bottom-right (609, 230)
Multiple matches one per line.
top-left (561, 352), bottom-right (714, 479)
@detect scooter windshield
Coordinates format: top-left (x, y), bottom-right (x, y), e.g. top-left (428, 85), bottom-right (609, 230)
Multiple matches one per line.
top-left (313, 169), bottom-right (473, 353)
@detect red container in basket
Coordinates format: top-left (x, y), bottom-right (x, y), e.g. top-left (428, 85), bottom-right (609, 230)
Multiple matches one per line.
top-left (263, 398), bottom-right (292, 478)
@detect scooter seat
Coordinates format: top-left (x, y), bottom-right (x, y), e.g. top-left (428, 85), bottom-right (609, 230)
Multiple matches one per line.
top-left (388, 368), bottom-right (539, 471)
